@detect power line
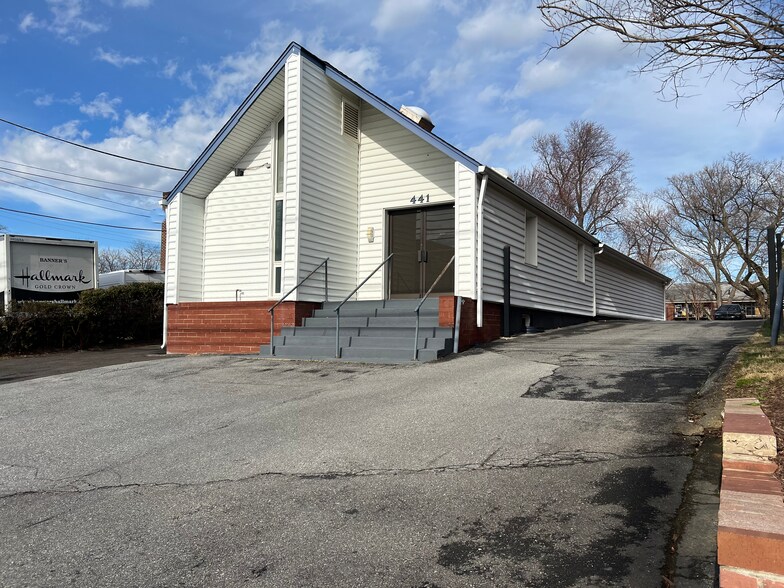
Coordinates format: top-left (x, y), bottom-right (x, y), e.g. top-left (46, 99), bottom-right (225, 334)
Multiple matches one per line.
top-left (0, 205), bottom-right (162, 232)
top-left (0, 165), bottom-right (162, 199)
top-left (0, 157), bottom-right (165, 193)
top-left (0, 116), bottom-right (188, 172)
top-left (0, 169), bottom-right (153, 211)
top-left (0, 178), bottom-right (150, 218)
top-left (0, 167), bottom-right (151, 212)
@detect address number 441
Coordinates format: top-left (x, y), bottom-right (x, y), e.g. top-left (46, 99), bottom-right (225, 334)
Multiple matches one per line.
top-left (410, 194), bottom-right (430, 204)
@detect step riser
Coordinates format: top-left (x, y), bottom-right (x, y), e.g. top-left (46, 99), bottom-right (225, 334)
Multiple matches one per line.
top-left (265, 299), bottom-right (451, 363)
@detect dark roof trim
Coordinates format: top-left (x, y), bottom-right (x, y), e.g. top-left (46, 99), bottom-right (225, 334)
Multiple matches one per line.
top-left (480, 166), bottom-right (600, 246)
top-left (599, 244), bottom-right (671, 283)
top-left (167, 42), bottom-right (297, 202)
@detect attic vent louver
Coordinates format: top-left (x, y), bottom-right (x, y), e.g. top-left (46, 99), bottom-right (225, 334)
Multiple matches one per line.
top-left (342, 100), bottom-right (359, 141)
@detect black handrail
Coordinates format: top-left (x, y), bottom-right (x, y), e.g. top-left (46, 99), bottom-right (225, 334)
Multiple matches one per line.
top-left (334, 253), bottom-right (394, 358)
top-left (413, 255), bottom-right (454, 359)
top-left (268, 258), bottom-right (329, 356)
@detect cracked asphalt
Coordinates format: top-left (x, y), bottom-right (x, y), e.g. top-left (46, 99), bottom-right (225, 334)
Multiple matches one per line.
top-left (0, 319), bottom-right (757, 587)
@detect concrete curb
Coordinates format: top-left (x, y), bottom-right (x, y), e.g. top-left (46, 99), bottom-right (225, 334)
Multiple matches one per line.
top-left (718, 398), bottom-right (784, 587)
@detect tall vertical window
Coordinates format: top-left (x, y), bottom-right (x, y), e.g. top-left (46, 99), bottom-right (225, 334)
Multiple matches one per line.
top-left (525, 213), bottom-right (538, 266)
top-left (273, 117), bottom-right (285, 294)
top-left (577, 242), bottom-right (585, 283)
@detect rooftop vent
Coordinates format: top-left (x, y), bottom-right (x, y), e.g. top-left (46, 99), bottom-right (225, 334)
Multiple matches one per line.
top-left (400, 105), bottom-right (434, 132)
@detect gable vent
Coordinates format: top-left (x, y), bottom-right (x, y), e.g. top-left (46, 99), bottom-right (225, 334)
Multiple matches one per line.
top-left (342, 101), bottom-right (359, 141)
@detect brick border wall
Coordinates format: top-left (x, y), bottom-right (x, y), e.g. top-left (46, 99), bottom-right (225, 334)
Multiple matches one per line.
top-left (718, 398), bottom-right (784, 587)
top-left (438, 296), bottom-right (502, 351)
top-left (167, 300), bottom-right (320, 354)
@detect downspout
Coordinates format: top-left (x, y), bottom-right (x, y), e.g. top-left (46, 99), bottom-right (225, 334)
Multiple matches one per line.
top-left (593, 242), bottom-right (604, 317)
top-left (476, 169), bottom-right (489, 327)
top-left (160, 197), bottom-right (169, 350)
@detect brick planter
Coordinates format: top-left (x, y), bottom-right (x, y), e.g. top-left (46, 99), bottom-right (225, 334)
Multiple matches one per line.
top-left (718, 398), bottom-right (784, 587)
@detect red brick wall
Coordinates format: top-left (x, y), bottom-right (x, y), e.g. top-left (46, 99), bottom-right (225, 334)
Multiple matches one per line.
top-left (439, 296), bottom-right (502, 351)
top-left (167, 300), bottom-right (320, 354)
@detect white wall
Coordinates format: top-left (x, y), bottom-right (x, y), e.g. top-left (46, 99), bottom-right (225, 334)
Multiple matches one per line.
top-left (297, 58), bottom-right (359, 301)
top-left (482, 185), bottom-right (595, 316)
top-left (455, 163), bottom-right (476, 298)
top-left (177, 194), bottom-right (205, 302)
top-left (595, 255), bottom-right (665, 320)
top-left (201, 126), bottom-right (274, 301)
top-left (282, 51), bottom-right (301, 296)
top-left (164, 194), bottom-right (179, 304)
top-left (357, 102), bottom-right (456, 299)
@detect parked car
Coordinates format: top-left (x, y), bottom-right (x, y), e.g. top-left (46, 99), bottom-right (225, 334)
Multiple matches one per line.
top-left (714, 304), bottom-right (746, 320)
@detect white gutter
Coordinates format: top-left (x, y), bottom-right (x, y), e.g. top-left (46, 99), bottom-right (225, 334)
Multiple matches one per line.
top-left (476, 169), bottom-right (489, 327)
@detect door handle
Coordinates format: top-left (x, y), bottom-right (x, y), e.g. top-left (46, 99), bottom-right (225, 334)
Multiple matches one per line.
top-left (418, 250), bottom-right (428, 263)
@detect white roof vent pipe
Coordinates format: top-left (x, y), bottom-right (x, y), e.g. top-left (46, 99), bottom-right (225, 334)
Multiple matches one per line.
top-left (400, 105), bottom-right (434, 132)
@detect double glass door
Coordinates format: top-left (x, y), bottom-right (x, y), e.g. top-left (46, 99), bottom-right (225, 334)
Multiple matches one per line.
top-left (388, 205), bottom-right (455, 298)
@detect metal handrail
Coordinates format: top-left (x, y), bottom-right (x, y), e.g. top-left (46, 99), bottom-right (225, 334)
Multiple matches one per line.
top-left (334, 253), bottom-right (394, 358)
top-left (268, 258), bottom-right (329, 356)
top-left (413, 255), bottom-right (455, 359)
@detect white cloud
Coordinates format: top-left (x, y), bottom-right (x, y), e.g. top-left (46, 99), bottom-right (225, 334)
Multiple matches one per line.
top-left (80, 93), bottom-right (122, 120)
top-left (457, 1), bottom-right (543, 51)
top-left (19, 13), bottom-right (42, 33)
top-left (34, 94), bottom-right (54, 107)
top-left (321, 47), bottom-right (380, 86)
top-left (46, 0), bottom-right (107, 43)
top-left (95, 48), bottom-right (145, 67)
top-left (160, 59), bottom-right (178, 78)
top-left (121, 0), bottom-right (152, 7)
top-left (372, 0), bottom-right (435, 33)
top-left (468, 119), bottom-right (544, 165)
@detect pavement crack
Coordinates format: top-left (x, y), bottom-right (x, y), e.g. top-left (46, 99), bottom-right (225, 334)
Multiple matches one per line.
top-left (0, 450), bottom-right (693, 500)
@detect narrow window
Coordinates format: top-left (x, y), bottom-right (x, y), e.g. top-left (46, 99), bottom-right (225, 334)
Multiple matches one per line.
top-left (273, 199), bottom-right (283, 294)
top-left (577, 242), bottom-right (585, 283)
top-left (525, 213), bottom-right (538, 266)
top-left (275, 117), bottom-right (285, 194)
top-left (272, 116), bottom-right (285, 295)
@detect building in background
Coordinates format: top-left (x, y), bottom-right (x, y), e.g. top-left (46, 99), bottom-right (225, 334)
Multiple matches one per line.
top-left (98, 269), bottom-right (165, 289)
top-left (665, 283), bottom-right (761, 320)
top-left (0, 234), bottom-right (97, 307)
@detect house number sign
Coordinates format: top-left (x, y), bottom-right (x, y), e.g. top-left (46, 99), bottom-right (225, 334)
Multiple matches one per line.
top-left (409, 194), bottom-right (430, 204)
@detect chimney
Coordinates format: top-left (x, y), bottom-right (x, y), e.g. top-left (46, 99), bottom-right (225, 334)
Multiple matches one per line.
top-left (400, 105), bottom-right (434, 132)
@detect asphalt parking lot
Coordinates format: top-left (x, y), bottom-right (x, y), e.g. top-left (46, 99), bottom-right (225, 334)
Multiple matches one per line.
top-left (0, 319), bottom-right (758, 587)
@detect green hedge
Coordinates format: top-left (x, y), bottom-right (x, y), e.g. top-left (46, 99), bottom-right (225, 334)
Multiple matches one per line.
top-left (0, 282), bottom-right (164, 354)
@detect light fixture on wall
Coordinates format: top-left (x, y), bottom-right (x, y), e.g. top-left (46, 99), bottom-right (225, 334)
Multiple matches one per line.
top-left (366, 227), bottom-right (375, 243)
top-left (234, 168), bottom-right (245, 177)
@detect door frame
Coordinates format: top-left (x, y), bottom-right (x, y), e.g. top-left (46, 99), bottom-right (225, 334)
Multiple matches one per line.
top-left (385, 202), bottom-right (455, 300)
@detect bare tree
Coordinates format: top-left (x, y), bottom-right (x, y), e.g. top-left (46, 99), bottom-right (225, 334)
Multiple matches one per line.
top-left (539, 0), bottom-right (784, 111)
top-left (615, 198), bottom-right (671, 270)
top-left (125, 240), bottom-right (161, 270)
top-left (514, 120), bottom-right (634, 236)
top-left (656, 153), bottom-right (784, 310)
top-left (98, 248), bottom-right (129, 273)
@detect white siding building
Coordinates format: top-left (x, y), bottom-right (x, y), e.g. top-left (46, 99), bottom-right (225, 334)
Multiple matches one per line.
top-left (163, 43), bottom-right (669, 359)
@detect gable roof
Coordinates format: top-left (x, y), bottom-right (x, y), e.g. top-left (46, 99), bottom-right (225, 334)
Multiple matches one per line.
top-left (167, 42), bottom-right (479, 202)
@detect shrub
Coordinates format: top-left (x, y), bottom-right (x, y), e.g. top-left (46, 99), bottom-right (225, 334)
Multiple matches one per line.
top-left (0, 282), bottom-right (164, 354)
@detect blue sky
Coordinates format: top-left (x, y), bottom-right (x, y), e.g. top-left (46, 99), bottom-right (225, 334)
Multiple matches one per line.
top-left (1, 0), bottom-right (782, 252)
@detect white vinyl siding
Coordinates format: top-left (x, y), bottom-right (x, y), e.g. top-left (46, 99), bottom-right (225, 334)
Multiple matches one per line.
top-left (595, 255), bottom-right (665, 320)
top-left (164, 194), bottom-right (180, 304)
top-left (201, 126), bottom-right (273, 301)
top-left (177, 194), bottom-right (205, 302)
top-left (282, 51), bottom-right (301, 296)
top-left (455, 162), bottom-right (476, 298)
top-left (357, 102), bottom-right (455, 299)
top-left (297, 58), bottom-right (359, 301)
top-left (482, 186), bottom-right (594, 316)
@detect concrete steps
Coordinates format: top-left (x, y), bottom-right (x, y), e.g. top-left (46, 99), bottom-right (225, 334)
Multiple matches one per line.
top-left (260, 299), bottom-right (452, 363)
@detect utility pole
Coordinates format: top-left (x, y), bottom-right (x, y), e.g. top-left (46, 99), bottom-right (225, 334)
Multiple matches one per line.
top-left (768, 226), bottom-right (777, 320)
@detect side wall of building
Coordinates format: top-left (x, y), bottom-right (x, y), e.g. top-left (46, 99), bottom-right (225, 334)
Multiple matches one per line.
top-left (297, 58), bottom-right (359, 301)
top-left (595, 254), bottom-right (665, 320)
top-left (454, 163), bottom-right (477, 299)
top-left (482, 184), bottom-right (595, 316)
top-left (177, 194), bottom-right (205, 303)
top-left (357, 102), bottom-right (456, 300)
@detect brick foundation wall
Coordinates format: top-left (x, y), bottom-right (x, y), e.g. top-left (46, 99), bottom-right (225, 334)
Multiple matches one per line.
top-left (439, 296), bottom-right (503, 351)
top-left (167, 300), bottom-right (320, 354)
